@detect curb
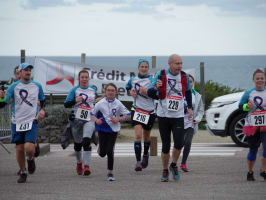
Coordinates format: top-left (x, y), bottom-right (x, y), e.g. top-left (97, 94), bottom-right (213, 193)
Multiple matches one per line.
top-left (39, 143), bottom-right (50, 156)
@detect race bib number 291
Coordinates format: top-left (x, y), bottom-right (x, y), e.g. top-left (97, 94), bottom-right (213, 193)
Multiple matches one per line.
top-left (250, 110), bottom-right (266, 126)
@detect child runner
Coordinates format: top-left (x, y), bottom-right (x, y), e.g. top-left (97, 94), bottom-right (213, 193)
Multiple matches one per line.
top-left (91, 83), bottom-right (130, 181)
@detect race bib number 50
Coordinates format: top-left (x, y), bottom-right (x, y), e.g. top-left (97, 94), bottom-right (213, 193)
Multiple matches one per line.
top-left (250, 110), bottom-right (266, 126)
top-left (133, 108), bottom-right (150, 125)
top-left (16, 121), bottom-right (33, 132)
top-left (167, 95), bottom-right (182, 111)
top-left (75, 105), bottom-right (92, 121)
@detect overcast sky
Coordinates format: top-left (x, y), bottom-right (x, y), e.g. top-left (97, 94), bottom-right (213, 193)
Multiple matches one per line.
top-left (0, 0), bottom-right (266, 56)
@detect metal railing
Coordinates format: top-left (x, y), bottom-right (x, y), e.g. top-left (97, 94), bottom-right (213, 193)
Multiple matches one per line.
top-left (0, 105), bottom-right (11, 153)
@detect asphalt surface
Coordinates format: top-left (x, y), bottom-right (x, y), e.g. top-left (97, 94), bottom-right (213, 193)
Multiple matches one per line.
top-left (0, 144), bottom-right (265, 200)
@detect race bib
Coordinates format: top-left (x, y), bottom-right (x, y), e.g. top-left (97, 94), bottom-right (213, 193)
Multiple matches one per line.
top-left (75, 105), bottom-right (92, 121)
top-left (167, 95), bottom-right (182, 111)
top-left (16, 121), bottom-right (33, 132)
top-left (250, 110), bottom-right (266, 126)
top-left (133, 108), bottom-right (150, 125)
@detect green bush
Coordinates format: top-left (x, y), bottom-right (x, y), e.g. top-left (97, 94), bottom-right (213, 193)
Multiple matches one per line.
top-left (38, 105), bottom-right (70, 129)
top-left (121, 101), bottom-right (133, 111)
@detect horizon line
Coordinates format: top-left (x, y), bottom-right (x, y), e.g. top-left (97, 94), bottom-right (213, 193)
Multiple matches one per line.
top-left (0, 54), bottom-right (266, 57)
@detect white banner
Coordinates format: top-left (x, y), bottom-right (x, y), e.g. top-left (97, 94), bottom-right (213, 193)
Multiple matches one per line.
top-left (33, 57), bottom-right (195, 101)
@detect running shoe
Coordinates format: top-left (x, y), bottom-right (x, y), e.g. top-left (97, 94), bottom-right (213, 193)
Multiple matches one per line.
top-left (27, 158), bottom-right (36, 174)
top-left (83, 165), bottom-right (91, 176)
top-left (169, 164), bottom-right (180, 180)
top-left (247, 171), bottom-right (255, 181)
top-left (17, 172), bottom-right (27, 183)
top-left (17, 169), bottom-right (21, 176)
top-left (141, 153), bottom-right (149, 169)
top-left (181, 164), bottom-right (189, 172)
top-left (260, 171), bottom-right (266, 180)
top-left (135, 161), bottom-right (142, 171)
top-left (76, 162), bottom-right (83, 175)
top-left (107, 173), bottom-right (116, 181)
top-left (160, 170), bottom-right (169, 182)
top-left (34, 140), bottom-right (40, 157)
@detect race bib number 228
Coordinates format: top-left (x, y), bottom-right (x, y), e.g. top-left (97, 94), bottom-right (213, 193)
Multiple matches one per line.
top-left (167, 95), bottom-right (182, 111)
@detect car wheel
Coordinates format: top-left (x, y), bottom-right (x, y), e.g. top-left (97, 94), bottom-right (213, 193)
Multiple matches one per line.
top-left (229, 113), bottom-right (248, 147)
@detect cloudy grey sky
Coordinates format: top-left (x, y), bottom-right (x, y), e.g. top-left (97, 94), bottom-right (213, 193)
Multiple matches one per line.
top-left (0, 0), bottom-right (266, 56)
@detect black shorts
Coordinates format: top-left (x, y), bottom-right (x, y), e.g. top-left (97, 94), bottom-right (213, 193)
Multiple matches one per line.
top-left (158, 117), bottom-right (185, 152)
top-left (247, 128), bottom-right (264, 149)
top-left (131, 109), bottom-right (156, 131)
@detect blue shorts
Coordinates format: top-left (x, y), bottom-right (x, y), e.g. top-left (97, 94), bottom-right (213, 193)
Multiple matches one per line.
top-left (11, 121), bottom-right (38, 144)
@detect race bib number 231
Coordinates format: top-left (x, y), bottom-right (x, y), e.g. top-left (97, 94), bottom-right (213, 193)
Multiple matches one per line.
top-left (16, 121), bottom-right (33, 132)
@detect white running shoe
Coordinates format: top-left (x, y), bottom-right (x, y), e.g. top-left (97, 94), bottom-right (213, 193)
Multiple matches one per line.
top-left (107, 173), bottom-right (115, 181)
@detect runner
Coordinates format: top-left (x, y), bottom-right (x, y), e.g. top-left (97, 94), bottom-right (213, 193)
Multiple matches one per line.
top-left (147, 54), bottom-right (192, 182)
top-left (0, 63), bottom-right (46, 183)
top-left (91, 83), bottom-right (130, 181)
top-left (64, 69), bottom-right (96, 176)
top-left (13, 66), bottom-right (21, 81)
top-left (125, 58), bottom-right (156, 171)
top-left (239, 68), bottom-right (266, 181)
top-left (181, 74), bottom-right (204, 172)
top-left (12, 65), bottom-right (40, 176)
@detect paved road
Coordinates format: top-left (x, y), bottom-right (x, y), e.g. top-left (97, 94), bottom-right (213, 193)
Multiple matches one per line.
top-left (51, 143), bottom-right (244, 157)
top-left (0, 144), bottom-right (265, 200)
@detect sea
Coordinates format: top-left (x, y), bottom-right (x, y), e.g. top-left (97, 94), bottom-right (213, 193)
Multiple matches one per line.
top-left (0, 55), bottom-right (265, 90)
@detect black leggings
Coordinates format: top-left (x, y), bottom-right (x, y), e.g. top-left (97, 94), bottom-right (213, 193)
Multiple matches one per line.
top-left (98, 131), bottom-right (117, 170)
top-left (158, 117), bottom-right (184, 154)
top-left (181, 127), bottom-right (194, 164)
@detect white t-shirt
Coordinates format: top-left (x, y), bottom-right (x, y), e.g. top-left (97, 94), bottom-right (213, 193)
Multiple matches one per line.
top-left (64, 85), bottom-right (96, 115)
top-left (5, 80), bottom-right (45, 124)
top-left (126, 75), bottom-right (155, 112)
top-left (92, 97), bottom-right (130, 133)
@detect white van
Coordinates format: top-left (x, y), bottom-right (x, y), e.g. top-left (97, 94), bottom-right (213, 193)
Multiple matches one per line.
top-left (206, 92), bottom-right (248, 147)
